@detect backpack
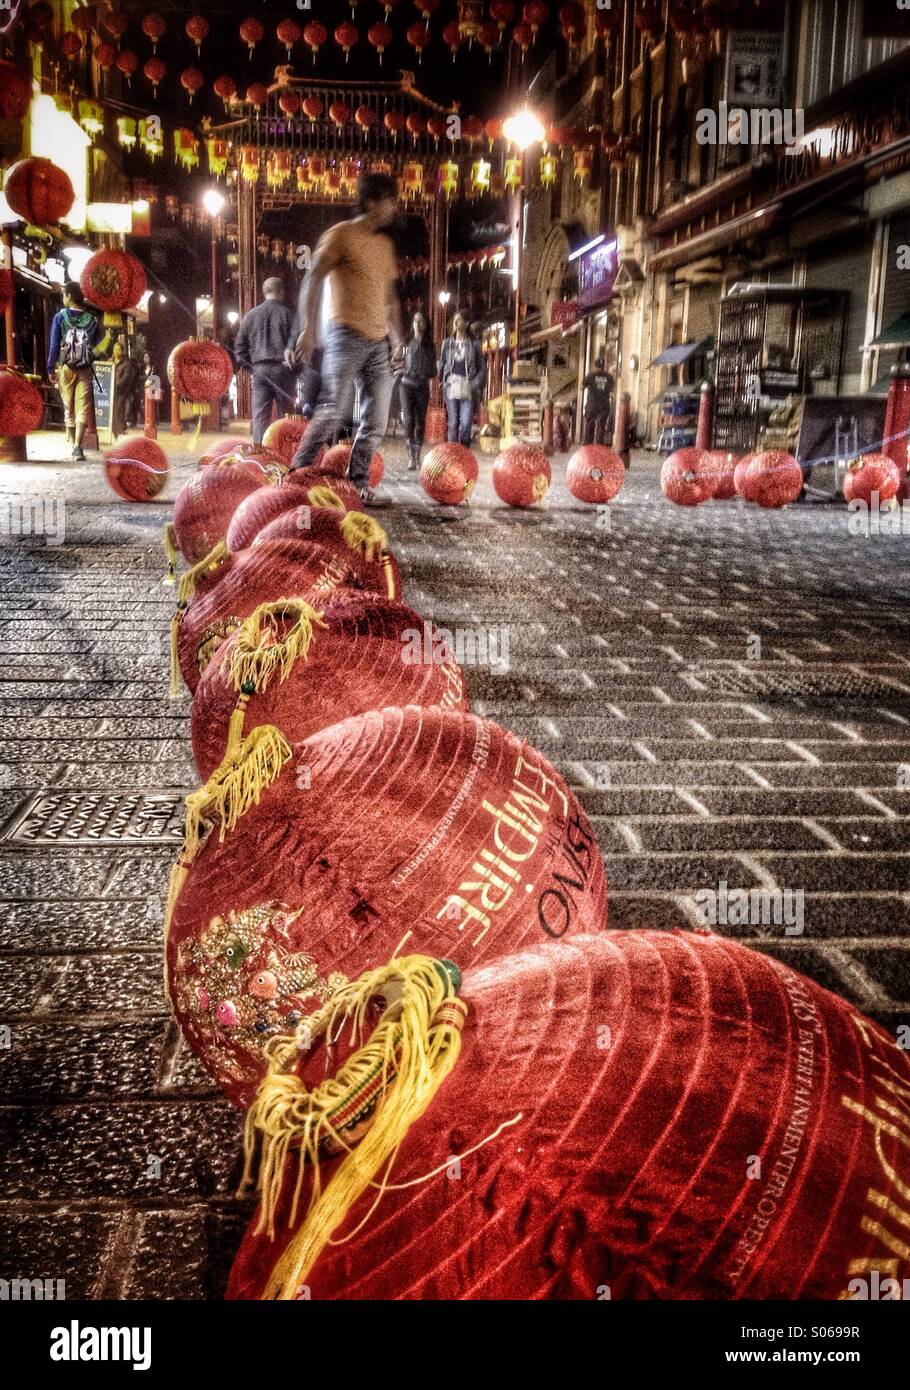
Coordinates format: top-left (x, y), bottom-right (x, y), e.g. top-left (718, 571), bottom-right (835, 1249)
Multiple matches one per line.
top-left (60, 318), bottom-right (94, 370)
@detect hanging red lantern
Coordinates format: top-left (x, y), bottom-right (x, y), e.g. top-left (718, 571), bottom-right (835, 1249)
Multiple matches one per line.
top-left (743, 450), bottom-right (804, 508)
top-left (303, 20), bottom-right (328, 62)
top-left (239, 16), bottom-right (265, 55)
top-left (573, 147), bottom-right (592, 181)
top-left (308, 155), bottom-right (327, 185)
top-left (355, 104), bottom-right (378, 134)
top-left (60, 32), bottom-right (82, 60)
top-left (461, 115), bottom-right (484, 145)
top-left (843, 453), bottom-right (901, 506)
top-left (103, 9), bottom-right (129, 42)
top-left (278, 90), bottom-right (301, 117)
top-left (406, 20), bottom-right (430, 60)
top-left (113, 48), bottom-right (136, 85)
top-left (80, 248), bottom-right (147, 314)
top-left (512, 20), bottom-right (533, 55)
top-left (405, 111), bottom-right (426, 141)
top-left (415, 0), bottom-right (439, 17)
top-left (0, 368), bottom-right (44, 437)
top-left (595, 6), bottom-right (622, 40)
top-left (180, 67), bottom-right (204, 104)
top-left (141, 12), bottom-right (166, 52)
top-left (420, 443), bottom-right (478, 505)
top-left (661, 448), bottom-right (715, 507)
top-left (246, 83), bottom-right (269, 110)
top-left (384, 110), bottom-right (406, 139)
top-left (94, 41), bottom-right (117, 71)
top-left (523, 2), bottom-right (549, 35)
top-left (566, 446), bottom-right (625, 504)
top-left (329, 100), bottom-right (351, 127)
top-left (214, 74), bottom-right (238, 106)
top-left (71, 7), bottom-right (93, 35)
top-left (335, 20), bottom-right (358, 61)
top-left (493, 445), bottom-right (551, 507)
top-left (490, 0), bottom-right (515, 29)
top-left (559, 1), bottom-right (586, 47)
top-left (442, 20), bottom-right (461, 58)
top-left (143, 57), bottom-right (166, 92)
top-left (103, 436), bottom-right (169, 503)
top-left (185, 13), bottom-right (209, 53)
top-left (635, 1), bottom-right (662, 39)
top-left (3, 157), bottom-right (74, 224)
top-left (478, 22), bottom-right (499, 58)
top-left (276, 18), bottom-right (302, 56)
top-left (427, 114), bottom-right (447, 145)
top-left (168, 340), bottom-right (235, 436)
top-left (368, 20), bottom-right (392, 62)
top-left (0, 60), bottom-right (31, 121)
top-left (302, 94), bottom-right (324, 121)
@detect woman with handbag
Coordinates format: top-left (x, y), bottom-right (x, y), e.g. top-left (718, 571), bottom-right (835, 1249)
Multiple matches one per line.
top-left (439, 310), bottom-right (486, 447)
top-left (395, 311), bottom-right (438, 470)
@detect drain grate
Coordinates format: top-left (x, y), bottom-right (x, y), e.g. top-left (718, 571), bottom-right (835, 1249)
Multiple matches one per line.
top-left (688, 667), bottom-right (910, 701)
top-left (1, 790), bottom-right (187, 845)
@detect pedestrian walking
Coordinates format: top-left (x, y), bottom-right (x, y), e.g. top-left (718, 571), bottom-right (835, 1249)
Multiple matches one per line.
top-left (582, 356), bottom-right (615, 445)
top-left (439, 311), bottom-right (486, 447)
top-left (288, 171), bottom-right (403, 506)
top-left (46, 281), bottom-right (106, 460)
top-left (396, 310), bottom-right (437, 469)
top-left (234, 277), bottom-right (298, 446)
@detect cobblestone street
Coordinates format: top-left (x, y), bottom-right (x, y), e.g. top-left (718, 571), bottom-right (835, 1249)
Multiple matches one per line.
top-left (1, 435), bottom-right (909, 1298)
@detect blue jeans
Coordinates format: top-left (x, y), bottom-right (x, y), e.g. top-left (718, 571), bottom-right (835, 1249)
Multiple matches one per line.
top-left (446, 394), bottom-right (474, 446)
top-left (290, 324), bottom-right (393, 487)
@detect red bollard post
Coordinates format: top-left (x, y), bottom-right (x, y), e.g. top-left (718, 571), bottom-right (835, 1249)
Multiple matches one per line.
top-left (613, 390), bottom-right (631, 468)
top-left (144, 385), bottom-right (158, 440)
top-left (542, 403), bottom-right (554, 455)
top-left (695, 380), bottom-right (715, 451)
top-left (0, 434), bottom-right (27, 462)
top-left (170, 388), bottom-right (182, 436)
top-left (882, 363), bottom-right (910, 503)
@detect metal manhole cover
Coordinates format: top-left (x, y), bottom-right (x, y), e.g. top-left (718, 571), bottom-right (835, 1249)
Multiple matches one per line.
top-left (1, 790), bottom-right (187, 845)
top-left (689, 668), bottom-right (908, 700)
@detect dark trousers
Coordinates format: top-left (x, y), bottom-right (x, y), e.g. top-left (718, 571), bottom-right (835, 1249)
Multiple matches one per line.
top-left (291, 324), bottom-right (393, 488)
top-left (446, 394), bottom-right (474, 446)
top-left (584, 407), bottom-right (613, 446)
top-left (251, 363), bottom-right (297, 445)
top-left (400, 380), bottom-right (429, 451)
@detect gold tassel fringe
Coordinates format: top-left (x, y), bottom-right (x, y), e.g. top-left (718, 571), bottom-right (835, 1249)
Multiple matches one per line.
top-left (176, 539), bottom-right (229, 609)
top-left (242, 954), bottom-right (466, 1300)
top-left (183, 723), bottom-right (292, 860)
top-left (227, 598), bottom-right (327, 693)
top-left (169, 611), bottom-right (182, 698)
top-left (163, 522), bottom-right (178, 586)
top-left (340, 511), bottom-right (389, 563)
top-left (305, 484), bottom-right (346, 512)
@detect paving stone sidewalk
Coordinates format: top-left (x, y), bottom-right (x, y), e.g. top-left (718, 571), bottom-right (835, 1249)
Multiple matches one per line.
top-left (1, 434), bottom-right (909, 1298)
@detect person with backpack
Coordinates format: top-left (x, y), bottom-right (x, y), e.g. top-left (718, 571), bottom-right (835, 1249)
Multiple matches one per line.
top-left (47, 281), bottom-right (106, 460)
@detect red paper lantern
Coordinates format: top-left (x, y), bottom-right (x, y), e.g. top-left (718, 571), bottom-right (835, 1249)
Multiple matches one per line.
top-left (116, 48), bottom-right (138, 81)
top-left (171, 466), bottom-right (266, 565)
top-left (329, 100), bottom-right (351, 126)
top-left (524, 2), bottom-right (549, 34)
top-left (416, 0), bottom-right (440, 16)
top-left (227, 487), bottom-right (376, 553)
top-left (283, 470), bottom-right (363, 513)
top-left (259, 416), bottom-right (307, 468)
top-left (355, 104), bottom-right (378, 131)
top-left (197, 438), bottom-right (242, 468)
top-left (842, 453), bottom-right (902, 506)
top-left (80, 248), bottom-right (147, 313)
top-left (368, 21), bottom-right (392, 61)
top-left (3, 157), bottom-right (74, 225)
top-left (461, 115), bottom-right (484, 145)
top-left (0, 60), bottom-right (31, 121)
top-left (384, 111), bottom-right (406, 139)
top-left (558, 1), bottom-right (585, 45)
top-left (566, 445), bottom-right (625, 504)
top-left (512, 20), bottom-right (533, 54)
top-left (700, 448), bottom-right (738, 500)
top-left (484, 117), bottom-right (503, 145)
top-left (71, 6), bottom-right (93, 34)
top-left (335, 20), bottom-right (358, 61)
top-left (478, 21), bottom-right (499, 56)
top-left (192, 590), bottom-right (465, 780)
top-left (319, 441), bottom-right (383, 488)
top-left (246, 83), bottom-right (269, 109)
top-left (180, 67), bottom-right (204, 103)
top-left (405, 112), bottom-right (426, 141)
top-left (214, 74), bottom-right (238, 105)
top-left (427, 115), bottom-right (448, 144)
top-left (103, 436), bottom-right (169, 502)
top-left (490, 0), bottom-right (516, 28)
top-left (240, 16), bottom-right (265, 54)
top-left (406, 21), bottom-right (430, 59)
top-left (420, 443), bottom-right (478, 505)
top-left (278, 90), bottom-right (301, 117)
top-left (205, 448), bottom-right (283, 485)
top-left (0, 368), bottom-right (44, 436)
top-left (595, 6), bottom-right (622, 39)
top-left (744, 450), bottom-right (804, 508)
top-left (492, 445), bottom-right (551, 507)
top-left (60, 31), bottom-right (83, 60)
top-left (442, 20), bottom-right (461, 57)
top-left (660, 447), bottom-right (714, 507)
top-left (168, 340), bottom-right (233, 404)
top-left (141, 11), bottom-right (166, 51)
top-left (93, 40), bottom-right (117, 70)
top-left (733, 452), bottom-right (756, 499)
top-left (165, 704), bottom-right (607, 1106)
top-left (143, 57), bottom-right (166, 91)
top-left (186, 14), bottom-right (210, 53)
top-left (298, 95), bottom-right (321, 121)
top-left (303, 20), bottom-right (328, 61)
top-left (103, 10), bottom-right (129, 42)
top-left (228, 928), bottom-right (910, 1300)
top-left (276, 18), bottom-right (302, 56)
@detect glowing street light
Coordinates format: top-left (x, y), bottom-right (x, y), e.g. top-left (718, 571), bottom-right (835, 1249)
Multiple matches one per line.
top-left (201, 188), bottom-right (225, 217)
top-left (501, 106), bottom-right (544, 358)
top-left (201, 188), bottom-right (227, 338)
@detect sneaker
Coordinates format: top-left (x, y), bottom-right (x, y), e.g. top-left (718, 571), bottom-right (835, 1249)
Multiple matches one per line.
top-left (72, 446), bottom-right (86, 461)
top-left (357, 486), bottom-right (389, 509)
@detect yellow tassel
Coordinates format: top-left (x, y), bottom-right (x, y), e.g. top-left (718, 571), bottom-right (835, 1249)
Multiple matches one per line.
top-left (162, 852), bottom-right (191, 1002)
top-left (176, 540), bottom-right (229, 608)
top-left (163, 522), bottom-right (178, 586)
top-left (182, 723), bottom-right (291, 860)
top-left (242, 954), bottom-right (466, 1300)
top-left (381, 553), bottom-right (396, 600)
top-left (305, 485), bottom-right (346, 512)
top-left (227, 599), bottom-right (327, 693)
top-left (169, 611), bottom-right (183, 698)
top-left (226, 691), bottom-right (250, 755)
top-left (340, 511), bottom-right (389, 563)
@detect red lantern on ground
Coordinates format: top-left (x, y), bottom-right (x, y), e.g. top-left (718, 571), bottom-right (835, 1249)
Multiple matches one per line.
top-left (277, 18), bottom-right (301, 56)
top-left (329, 100), bottom-right (351, 127)
top-left (142, 12), bottom-right (166, 52)
top-left (279, 90), bottom-right (301, 117)
top-left (335, 20), bottom-right (358, 61)
top-left (319, 441), bottom-right (383, 488)
top-left (420, 443), bottom-right (479, 504)
top-left (165, 704), bottom-right (607, 1107)
top-left (171, 466), bottom-right (266, 565)
top-left (228, 928), bottom-right (910, 1300)
top-left (3, 157), bottom-right (74, 225)
top-left (103, 436), bottom-right (169, 502)
top-left (302, 95), bottom-right (323, 120)
top-left (566, 445), bottom-right (625, 504)
top-left (261, 417), bottom-right (309, 467)
top-left (733, 453), bottom-right (757, 498)
top-left (368, 21), bottom-right (392, 62)
top-left (240, 16), bottom-right (265, 55)
top-left (493, 445), bottom-right (551, 507)
top-left (0, 368), bottom-right (44, 436)
top-left (214, 74), bottom-right (237, 106)
top-left (80, 249), bottom-right (147, 314)
top-left (303, 20), bottom-right (328, 62)
top-left (186, 14), bottom-right (209, 53)
top-left (180, 67), bottom-right (204, 103)
top-left (842, 453), bottom-right (901, 506)
top-left (191, 592), bottom-right (467, 782)
top-left (406, 21), bottom-right (430, 60)
top-left (0, 60), bottom-right (31, 120)
top-left (197, 438), bottom-right (242, 468)
top-left (661, 447), bottom-right (715, 506)
top-left (143, 57), bottom-right (166, 92)
top-left (744, 450), bottom-right (804, 508)
top-left (700, 448), bottom-right (737, 499)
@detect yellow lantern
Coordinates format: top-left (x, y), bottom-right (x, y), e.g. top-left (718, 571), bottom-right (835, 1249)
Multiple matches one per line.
top-left (470, 157), bottom-right (491, 193)
top-left (175, 129), bottom-right (200, 172)
top-left (140, 118), bottom-right (164, 160)
top-left (439, 160), bottom-right (458, 199)
top-left (371, 159), bottom-right (392, 176)
top-left (403, 162), bottom-right (423, 200)
top-left (309, 155), bottom-right (326, 188)
top-left (296, 163), bottom-right (310, 192)
top-left (539, 152), bottom-right (558, 186)
top-left (117, 116), bottom-right (137, 149)
top-left (207, 138), bottom-right (229, 176)
top-left (78, 99), bottom-right (104, 135)
top-left (504, 156), bottom-right (523, 191)
top-left (574, 149), bottom-right (592, 182)
top-left (326, 169), bottom-right (342, 198)
top-left (341, 159), bottom-right (359, 195)
top-left (240, 146), bottom-right (260, 182)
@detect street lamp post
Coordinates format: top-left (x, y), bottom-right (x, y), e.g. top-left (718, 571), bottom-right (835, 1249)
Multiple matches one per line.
top-left (202, 188), bottom-right (225, 342)
top-left (502, 107), bottom-right (545, 367)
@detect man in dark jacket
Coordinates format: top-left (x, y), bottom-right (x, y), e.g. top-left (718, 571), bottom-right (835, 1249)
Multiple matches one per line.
top-left (47, 281), bottom-right (106, 460)
top-left (582, 356), bottom-right (614, 445)
top-left (234, 277), bottom-right (298, 445)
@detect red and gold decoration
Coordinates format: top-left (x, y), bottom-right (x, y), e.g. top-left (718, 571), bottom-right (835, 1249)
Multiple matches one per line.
top-left (303, 20), bottom-right (328, 62)
top-left (144, 57), bottom-right (167, 93)
top-left (186, 13), bottom-right (210, 54)
top-left (79, 248), bottom-right (146, 325)
top-left (168, 339), bottom-right (234, 438)
top-left (420, 443), bottom-right (478, 505)
top-left (276, 18), bottom-right (302, 57)
top-left (741, 450), bottom-right (804, 508)
top-left (0, 367), bottom-right (44, 437)
top-left (842, 454), bottom-right (901, 507)
top-left (180, 67), bottom-right (205, 104)
top-left (368, 20), bottom-right (393, 62)
top-left (492, 445), bottom-right (551, 507)
top-left (3, 157), bottom-right (74, 225)
top-left (141, 11), bottom-right (166, 52)
top-left (239, 16), bottom-right (265, 56)
top-left (319, 441), bottom-right (384, 488)
top-left (700, 448), bottom-right (738, 499)
top-left (103, 436), bottom-right (169, 503)
top-left (661, 447), bottom-right (715, 506)
top-left (335, 19), bottom-right (359, 61)
top-left (566, 446), bottom-right (625, 504)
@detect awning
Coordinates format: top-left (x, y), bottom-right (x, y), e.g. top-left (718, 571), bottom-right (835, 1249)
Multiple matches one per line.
top-left (648, 205), bottom-right (778, 273)
top-left (650, 337), bottom-right (712, 368)
top-left (866, 312), bottom-right (910, 348)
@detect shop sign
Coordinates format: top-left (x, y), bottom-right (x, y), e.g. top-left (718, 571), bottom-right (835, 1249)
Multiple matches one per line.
top-left (775, 81), bottom-right (910, 194)
top-left (550, 299), bottom-right (578, 330)
top-left (577, 238), bottom-right (619, 312)
top-left (724, 32), bottom-right (784, 109)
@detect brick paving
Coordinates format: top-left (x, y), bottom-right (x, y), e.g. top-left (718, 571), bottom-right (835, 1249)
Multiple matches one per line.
top-left (1, 433), bottom-right (909, 1298)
